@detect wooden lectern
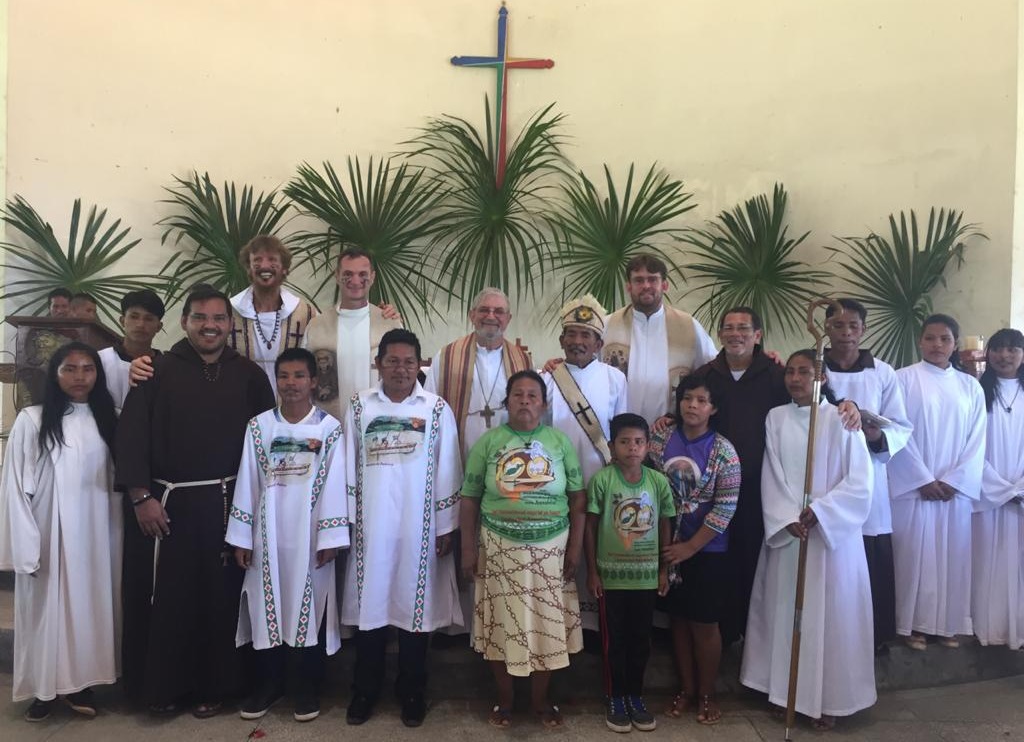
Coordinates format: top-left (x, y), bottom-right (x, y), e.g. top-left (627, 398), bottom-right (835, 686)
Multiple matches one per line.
top-left (3, 316), bottom-right (120, 410)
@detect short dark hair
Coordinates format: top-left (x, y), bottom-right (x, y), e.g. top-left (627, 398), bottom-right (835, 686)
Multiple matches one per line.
top-left (921, 313), bottom-right (960, 341)
top-left (825, 298), bottom-right (868, 323)
top-left (70, 292), bottom-right (97, 305)
top-left (275, 347), bottom-right (317, 378)
top-left (376, 328), bottom-right (421, 362)
top-left (240, 235), bottom-right (292, 271)
top-left (675, 373), bottom-right (718, 409)
top-left (48, 287), bottom-right (72, 301)
top-left (503, 369), bottom-right (547, 406)
top-left (718, 306), bottom-right (762, 332)
top-left (337, 247), bottom-right (375, 270)
top-left (120, 289), bottom-right (165, 319)
top-left (625, 254), bottom-right (667, 281)
top-left (181, 283), bottom-right (231, 318)
top-left (610, 412), bottom-right (649, 442)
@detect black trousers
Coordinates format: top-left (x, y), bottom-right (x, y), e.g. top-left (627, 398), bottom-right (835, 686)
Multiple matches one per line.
top-left (353, 627), bottom-right (430, 700)
top-left (864, 534), bottom-right (897, 646)
top-left (253, 643), bottom-right (324, 698)
top-left (601, 590), bottom-right (657, 697)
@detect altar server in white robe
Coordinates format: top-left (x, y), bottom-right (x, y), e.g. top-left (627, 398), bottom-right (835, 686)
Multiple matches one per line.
top-left (542, 295), bottom-right (627, 630)
top-left (741, 350), bottom-right (875, 730)
top-left (823, 299), bottom-right (913, 649)
top-left (227, 348), bottom-right (348, 723)
top-left (342, 329), bottom-right (463, 727)
top-left (972, 329), bottom-right (1024, 649)
top-left (889, 314), bottom-right (986, 649)
top-left (0, 343), bottom-right (121, 722)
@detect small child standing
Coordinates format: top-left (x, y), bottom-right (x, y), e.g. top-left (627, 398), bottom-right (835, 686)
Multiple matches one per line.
top-left (585, 413), bottom-right (675, 733)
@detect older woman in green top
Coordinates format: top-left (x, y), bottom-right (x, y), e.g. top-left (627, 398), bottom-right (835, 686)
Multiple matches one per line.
top-left (460, 370), bottom-right (586, 729)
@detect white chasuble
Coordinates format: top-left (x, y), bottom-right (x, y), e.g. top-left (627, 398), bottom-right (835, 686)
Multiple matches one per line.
top-left (741, 402), bottom-right (876, 720)
top-left (227, 407), bottom-right (348, 653)
top-left (972, 377), bottom-right (1024, 648)
top-left (828, 358), bottom-right (913, 535)
top-left (889, 361), bottom-right (986, 637)
top-left (342, 383), bottom-right (463, 632)
top-left (0, 404), bottom-right (121, 702)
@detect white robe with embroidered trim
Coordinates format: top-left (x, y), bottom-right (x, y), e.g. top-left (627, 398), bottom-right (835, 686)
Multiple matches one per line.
top-left (888, 361), bottom-right (986, 637)
top-left (0, 404), bottom-right (121, 702)
top-left (227, 407), bottom-right (349, 653)
top-left (828, 358), bottom-right (913, 535)
top-left (342, 383), bottom-right (463, 632)
top-left (972, 377), bottom-right (1024, 648)
top-left (741, 401), bottom-right (875, 719)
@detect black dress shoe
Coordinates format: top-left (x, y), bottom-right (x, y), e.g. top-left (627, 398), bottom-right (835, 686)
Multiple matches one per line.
top-left (347, 694), bottom-right (374, 725)
top-left (400, 692), bottom-right (427, 727)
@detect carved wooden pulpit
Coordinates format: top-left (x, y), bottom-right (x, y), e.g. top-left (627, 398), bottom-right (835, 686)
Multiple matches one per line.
top-left (3, 316), bottom-right (120, 410)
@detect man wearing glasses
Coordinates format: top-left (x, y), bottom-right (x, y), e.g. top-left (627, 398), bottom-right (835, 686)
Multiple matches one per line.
top-left (602, 255), bottom-right (718, 425)
top-left (341, 329), bottom-right (463, 728)
top-left (116, 284), bottom-right (276, 717)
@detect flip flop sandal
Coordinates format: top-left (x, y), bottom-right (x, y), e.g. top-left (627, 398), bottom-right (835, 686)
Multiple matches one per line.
top-left (489, 705), bottom-right (513, 728)
top-left (697, 695), bottom-right (721, 725)
top-left (536, 704), bottom-right (563, 728)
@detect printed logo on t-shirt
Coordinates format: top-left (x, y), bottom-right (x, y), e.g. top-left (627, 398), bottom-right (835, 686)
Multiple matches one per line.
top-left (269, 436), bottom-right (322, 480)
top-left (365, 416), bottom-right (425, 460)
top-left (663, 455), bottom-right (701, 503)
top-left (495, 440), bottom-right (555, 499)
top-left (613, 489), bottom-right (656, 549)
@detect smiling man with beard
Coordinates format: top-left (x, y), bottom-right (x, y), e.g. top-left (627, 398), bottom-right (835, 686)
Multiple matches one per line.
top-left (116, 284), bottom-right (275, 718)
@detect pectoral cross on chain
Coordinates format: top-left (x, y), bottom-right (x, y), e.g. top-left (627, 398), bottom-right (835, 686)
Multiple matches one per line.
top-left (481, 403), bottom-right (496, 428)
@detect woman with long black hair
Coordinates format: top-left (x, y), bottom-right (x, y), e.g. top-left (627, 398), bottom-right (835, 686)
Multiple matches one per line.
top-left (972, 328), bottom-right (1024, 649)
top-left (0, 341), bottom-right (120, 722)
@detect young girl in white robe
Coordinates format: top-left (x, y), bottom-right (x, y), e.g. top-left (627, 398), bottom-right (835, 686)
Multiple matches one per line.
top-left (0, 342), bottom-right (120, 722)
top-left (740, 350), bottom-right (875, 730)
top-left (889, 314), bottom-right (986, 649)
top-left (972, 328), bottom-right (1024, 649)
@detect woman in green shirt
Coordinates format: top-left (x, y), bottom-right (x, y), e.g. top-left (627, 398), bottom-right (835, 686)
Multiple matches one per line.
top-left (460, 370), bottom-right (586, 729)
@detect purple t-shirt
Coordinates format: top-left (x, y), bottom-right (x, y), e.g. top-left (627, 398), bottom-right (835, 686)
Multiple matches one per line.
top-left (662, 428), bottom-right (729, 552)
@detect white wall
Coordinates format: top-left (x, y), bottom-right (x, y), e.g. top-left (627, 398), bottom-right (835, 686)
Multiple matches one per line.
top-left (4, 0), bottom-right (1019, 362)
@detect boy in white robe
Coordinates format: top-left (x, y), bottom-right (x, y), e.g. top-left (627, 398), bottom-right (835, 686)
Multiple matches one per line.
top-left (741, 350), bottom-right (875, 730)
top-left (227, 348), bottom-right (348, 723)
top-left (972, 329), bottom-right (1024, 649)
top-left (888, 315), bottom-right (986, 648)
top-left (0, 343), bottom-right (121, 722)
top-left (342, 329), bottom-right (463, 727)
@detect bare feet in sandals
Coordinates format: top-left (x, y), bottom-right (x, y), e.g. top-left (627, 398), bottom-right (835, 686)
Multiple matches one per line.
top-left (534, 704), bottom-right (563, 728)
top-left (666, 691), bottom-right (691, 718)
top-left (697, 695), bottom-right (721, 725)
top-left (489, 705), bottom-right (512, 728)
top-left (812, 714), bottom-right (836, 731)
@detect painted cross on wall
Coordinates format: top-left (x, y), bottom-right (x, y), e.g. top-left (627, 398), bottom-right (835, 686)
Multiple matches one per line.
top-left (451, 3), bottom-right (554, 188)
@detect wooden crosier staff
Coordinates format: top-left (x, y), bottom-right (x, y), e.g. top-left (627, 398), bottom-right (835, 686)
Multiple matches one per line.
top-left (784, 297), bottom-right (843, 741)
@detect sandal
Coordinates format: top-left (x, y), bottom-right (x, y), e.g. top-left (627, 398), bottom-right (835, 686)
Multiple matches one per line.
top-left (937, 636), bottom-right (960, 648)
top-left (536, 704), bottom-right (563, 728)
top-left (904, 634), bottom-right (927, 651)
top-left (812, 714), bottom-right (836, 730)
top-left (696, 695), bottom-right (721, 725)
top-left (191, 701), bottom-right (223, 719)
top-left (666, 691), bottom-right (690, 718)
top-left (489, 705), bottom-right (513, 728)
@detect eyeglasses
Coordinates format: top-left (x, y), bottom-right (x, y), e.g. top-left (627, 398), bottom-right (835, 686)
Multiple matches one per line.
top-left (380, 358), bottom-right (420, 369)
top-left (473, 307), bottom-right (508, 317)
top-left (188, 313), bottom-right (231, 324)
top-left (720, 324), bottom-right (754, 334)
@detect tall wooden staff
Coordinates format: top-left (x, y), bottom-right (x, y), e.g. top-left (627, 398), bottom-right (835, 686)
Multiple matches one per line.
top-left (784, 297), bottom-right (843, 741)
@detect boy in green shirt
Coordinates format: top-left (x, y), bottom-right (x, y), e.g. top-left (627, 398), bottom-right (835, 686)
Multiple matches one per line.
top-left (585, 413), bottom-right (675, 733)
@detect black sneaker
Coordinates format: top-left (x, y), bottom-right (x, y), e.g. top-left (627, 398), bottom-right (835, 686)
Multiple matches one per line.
top-left (606, 696), bottom-right (631, 733)
top-left (626, 696), bottom-right (656, 731)
top-left (64, 689), bottom-right (97, 717)
top-left (25, 699), bottom-right (52, 722)
top-left (346, 694), bottom-right (374, 725)
top-left (400, 692), bottom-right (427, 727)
top-left (239, 684), bottom-right (284, 720)
top-left (294, 695), bottom-right (320, 722)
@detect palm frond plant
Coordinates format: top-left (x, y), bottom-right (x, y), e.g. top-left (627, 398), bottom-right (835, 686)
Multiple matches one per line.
top-left (549, 163), bottom-right (695, 311)
top-left (405, 98), bottom-right (570, 311)
top-left (677, 183), bottom-right (831, 340)
top-left (158, 171), bottom-right (297, 304)
top-left (0, 195), bottom-right (164, 325)
top-left (284, 156), bottom-right (449, 326)
top-left (828, 208), bottom-right (984, 368)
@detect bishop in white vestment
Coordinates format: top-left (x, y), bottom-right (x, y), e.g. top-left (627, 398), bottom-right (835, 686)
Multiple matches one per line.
top-left (741, 401), bottom-right (876, 721)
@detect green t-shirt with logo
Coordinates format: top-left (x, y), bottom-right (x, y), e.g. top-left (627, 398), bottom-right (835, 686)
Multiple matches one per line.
top-left (586, 465), bottom-right (675, 590)
top-left (462, 424), bottom-right (584, 544)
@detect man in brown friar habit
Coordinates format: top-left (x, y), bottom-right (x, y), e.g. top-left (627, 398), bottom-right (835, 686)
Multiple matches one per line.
top-left (116, 284), bottom-right (276, 717)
